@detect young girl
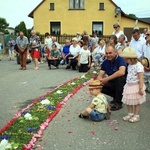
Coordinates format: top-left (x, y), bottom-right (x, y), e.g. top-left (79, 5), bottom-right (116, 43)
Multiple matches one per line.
top-left (79, 80), bottom-right (111, 121)
top-left (78, 42), bottom-right (91, 72)
top-left (120, 47), bottom-right (146, 123)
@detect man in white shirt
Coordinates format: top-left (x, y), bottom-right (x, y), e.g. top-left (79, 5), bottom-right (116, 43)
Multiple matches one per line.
top-left (129, 29), bottom-right (146, 59)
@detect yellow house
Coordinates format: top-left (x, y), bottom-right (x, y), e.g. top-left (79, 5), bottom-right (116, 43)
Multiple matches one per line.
top-left (28, 0), bottom-right (150, 40)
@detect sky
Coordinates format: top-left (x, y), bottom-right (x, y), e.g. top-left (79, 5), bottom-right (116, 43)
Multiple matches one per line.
top-left (0, 0), bottom-right (150, 29)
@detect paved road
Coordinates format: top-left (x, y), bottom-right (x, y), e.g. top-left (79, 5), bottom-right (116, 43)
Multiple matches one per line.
top-left (0, 58), bottom-right (150, 150)
top-left (0, 58), bottom-right (80, 128)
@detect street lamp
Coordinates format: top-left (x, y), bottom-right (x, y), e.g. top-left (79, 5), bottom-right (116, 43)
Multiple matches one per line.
top-left (115, 7), bottom-right (121, 17)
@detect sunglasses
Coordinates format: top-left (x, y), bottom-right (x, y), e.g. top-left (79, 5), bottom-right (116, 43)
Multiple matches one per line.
top-left (114, 26), bottom-right (118, 29)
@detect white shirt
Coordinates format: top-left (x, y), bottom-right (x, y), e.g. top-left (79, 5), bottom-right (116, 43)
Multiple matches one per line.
top-left (97, 45), bottom-right (105, 54)
top-left (126, 62), bottom-right (144, 84)
top-left (45, 37), bottom-right (52, 49)
top-left (112, 30), bottom-right (128, 42)
top-left (79, 48), bottom-right (91, 64)
top-left (129, 37), bottom-right (146, 59)
top-left (69, 45), bottom-right (80, 56)
top-left (112, 30), bottom-right (124, 39)
top-left (144, 44), bottom-right (150, 76)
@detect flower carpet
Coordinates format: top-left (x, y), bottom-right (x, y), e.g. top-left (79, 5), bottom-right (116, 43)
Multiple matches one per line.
top-left (0, 70), bottom-right (99, 150)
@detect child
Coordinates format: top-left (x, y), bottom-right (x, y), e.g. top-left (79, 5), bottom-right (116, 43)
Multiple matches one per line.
top-left (120, 47), bottom-right (146, 123)
top-left (78, 42), bottom-right (91, 72)
top-left (79, 80), bottom-right (111, 121)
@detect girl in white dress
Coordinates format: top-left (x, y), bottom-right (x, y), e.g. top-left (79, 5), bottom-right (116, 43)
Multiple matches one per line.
top-left (120, 47), bottom-right (146, 123)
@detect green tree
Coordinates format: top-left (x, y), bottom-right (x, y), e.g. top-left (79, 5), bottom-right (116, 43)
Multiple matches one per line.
top-left (0, 17), bottom-right (9, 33)
top-left (4, 30), bottom-right (9, 34)
top-left (15, 21), bottom-right (28, 36)
top-left (127, 14), bottom-right (137, 19)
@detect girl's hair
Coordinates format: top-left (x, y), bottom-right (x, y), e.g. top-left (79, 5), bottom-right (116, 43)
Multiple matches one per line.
top-left (128, 58), bottom-right (138, 64)
top-left (52, 44), bottom-right (57, 48)
top-left (98, 39), bottom-right (106, 46)
top-left (109, 35), bottom-right (117, 45)
top-left (45, 32), bottom-right (50, 37)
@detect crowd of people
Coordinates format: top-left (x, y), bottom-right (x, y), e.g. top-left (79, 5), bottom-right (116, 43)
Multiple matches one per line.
top-left (1, 23), bottom-right (150, 123)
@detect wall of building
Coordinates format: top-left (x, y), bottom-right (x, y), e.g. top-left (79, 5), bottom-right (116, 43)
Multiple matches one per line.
top-left (121, 16), bottom-right (150, 29)
top-left (32, 0), bottom-right (149, 36)
top-left (33, 0), bottom-right (121, 35)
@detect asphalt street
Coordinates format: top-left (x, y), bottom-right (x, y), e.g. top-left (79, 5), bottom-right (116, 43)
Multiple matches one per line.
top-left (0, 57), bottom-right (150, 150)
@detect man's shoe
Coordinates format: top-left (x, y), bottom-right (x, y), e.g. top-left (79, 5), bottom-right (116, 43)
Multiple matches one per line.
top-left (110, 104), bottom-right (122, 111)
top-left (66, 66), bottom-right (71, 69)
top-left (22, 67), bottom-right (26, 70)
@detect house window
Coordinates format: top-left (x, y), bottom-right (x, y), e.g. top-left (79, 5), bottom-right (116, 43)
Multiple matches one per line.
top-left (99, 3), bottom-right (104, 10)
top-left (92, 22), bottom-right (103, 35)
top-left (69, 0), bottom-right (84, 9)
top-left (50, 22), bottom-right (61, 35)
top-left (50, 3), bottom-right (54, 10)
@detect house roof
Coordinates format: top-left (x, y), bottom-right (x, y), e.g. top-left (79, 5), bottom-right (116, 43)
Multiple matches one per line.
top-left (138, 18), bottom-right (150, 24)
top-left (28, 0), bottom-right (150, 25)
top-left (28, 0), bottom-right (45, 18)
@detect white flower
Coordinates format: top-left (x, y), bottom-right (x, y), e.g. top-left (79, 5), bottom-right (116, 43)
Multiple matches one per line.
top-left (56, 90), bottom-right (63, 94)
top-left (5, 143), bottom-right (12, 149)
top-left (71, 82), bottom-right (76, 85)
top-left (24, 113), bottom-right (33, 120)
top-left (93, 71), bottom-right (97, 74)
top-left (81, 75), bottom-right (86, 78)
top-left (40, 99), bottom-right (50, 105)
top-left (0, 139), bottom-right (12, 150)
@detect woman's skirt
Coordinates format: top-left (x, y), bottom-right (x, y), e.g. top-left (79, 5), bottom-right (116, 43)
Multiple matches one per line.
top-left (30, 49), bottom-right (40, 59)
top-left (122, 83), bottom-right (146, 105)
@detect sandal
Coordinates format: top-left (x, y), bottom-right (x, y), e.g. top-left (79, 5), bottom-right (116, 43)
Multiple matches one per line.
top-left (79, 113), bottom-right (88, 119)
top-left (34, 67), bottom-right (39, 70)
top-left (123, 114), bottom-right (133, 121)
top-left (129, 115), bottom-right (140, 123)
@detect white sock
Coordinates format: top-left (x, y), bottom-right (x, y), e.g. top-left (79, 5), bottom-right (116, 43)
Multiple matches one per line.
top-left (128, 113), bottom-right (134, 116)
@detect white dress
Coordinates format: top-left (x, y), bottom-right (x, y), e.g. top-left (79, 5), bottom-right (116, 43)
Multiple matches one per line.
top-left (122, 62), bottom-right (146, 105)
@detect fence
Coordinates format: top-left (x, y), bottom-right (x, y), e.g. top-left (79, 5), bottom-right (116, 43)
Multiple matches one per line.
top-left (40, 35), bottom-right (111, 44)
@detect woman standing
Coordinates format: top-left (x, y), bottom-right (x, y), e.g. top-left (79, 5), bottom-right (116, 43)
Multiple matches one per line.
top-left (8, 37), bottom-right (15, 61)
top-left (29, 30), bottom-right (41, 70)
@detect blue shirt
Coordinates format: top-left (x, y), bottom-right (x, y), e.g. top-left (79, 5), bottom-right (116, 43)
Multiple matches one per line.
top-left (101, 55), bottom-right (127, 76)
top-left (63, 45), bottom-right (70, 56)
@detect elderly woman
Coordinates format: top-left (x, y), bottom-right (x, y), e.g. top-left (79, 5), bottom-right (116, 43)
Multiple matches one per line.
top-left (47, 44), bottom-right (60, 69)
top-left (66, 37), bottom-right (80, 70)
top-left (112, 23), bottom-right (128, 42)
top-left (29, 30), bottom-right (41, 70)
top-left (112, 23), bottom-right (124, 39)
